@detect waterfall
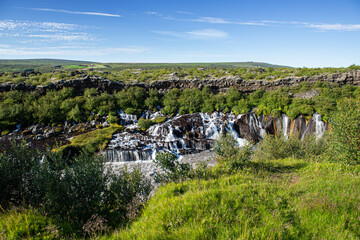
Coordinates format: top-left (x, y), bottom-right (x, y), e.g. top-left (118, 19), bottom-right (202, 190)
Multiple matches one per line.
top-left (103, 111), bottom-right (327, 163)
top-left (282, 114), bottom-right (290, 138)
top-left (313, 112), bottom-right (326, 139)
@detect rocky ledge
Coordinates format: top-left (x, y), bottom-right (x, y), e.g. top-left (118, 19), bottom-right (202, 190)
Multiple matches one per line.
top-left (1, 70), bottom-right (359, 94)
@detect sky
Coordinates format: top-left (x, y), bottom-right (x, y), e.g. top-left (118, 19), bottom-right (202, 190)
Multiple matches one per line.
top-left (0, 0), bottom-right (359, 67)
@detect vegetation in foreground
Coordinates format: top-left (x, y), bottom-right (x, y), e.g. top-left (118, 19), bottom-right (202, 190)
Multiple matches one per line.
top-left (0, 99), bottom-right (359, 239)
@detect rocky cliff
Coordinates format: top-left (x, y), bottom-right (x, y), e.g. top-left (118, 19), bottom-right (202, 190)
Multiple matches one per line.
top-left (1, 70), bottom-right (359, 94)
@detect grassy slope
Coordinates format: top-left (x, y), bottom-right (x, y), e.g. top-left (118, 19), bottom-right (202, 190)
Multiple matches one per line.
top-left (54, 124), bottom-right (124, 154)
top-left (0, 59), bottom-right (97, 72)
top-left (109, 158), bottom-right (360, 240)
top-left (0, 59), bottom-right (96, 65)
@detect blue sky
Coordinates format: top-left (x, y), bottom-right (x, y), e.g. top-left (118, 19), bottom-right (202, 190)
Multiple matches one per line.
top-left (0, 0), bottom-right (359, 67)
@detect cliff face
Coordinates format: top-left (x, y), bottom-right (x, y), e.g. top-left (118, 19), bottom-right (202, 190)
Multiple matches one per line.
top-left (1, 70), bottom-right (359, 94)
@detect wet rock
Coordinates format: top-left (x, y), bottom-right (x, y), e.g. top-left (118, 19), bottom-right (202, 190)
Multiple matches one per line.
top-left (102, 122), bottom-right (110, 128)
top-left (34, 134), bottom-right (46, 140)
top-left (31, 124), bottom-right (43, 135)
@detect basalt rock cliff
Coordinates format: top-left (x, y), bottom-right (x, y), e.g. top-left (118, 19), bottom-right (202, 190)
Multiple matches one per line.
top-left (1, 70), bottom-right (359, 94)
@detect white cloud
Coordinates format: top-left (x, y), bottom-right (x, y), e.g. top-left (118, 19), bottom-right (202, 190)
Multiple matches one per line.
top-left (0, 20), bottom-right (93, 42)
top-left (186, 29), bottom-right (229, 39)
top-left (0, 45), bottom-right (149, 56)
top-left (175, 11), bottom-right (194, 15)
top-left (146, 12), bottom-right (360, 32)
top-left (28, 33), bottom-right (91, 41)
top-left (0, 20), bottom-right (84, 32)
top-left (192, 17), bottom-right (230, 24)
top-left (27, 8), bottom-right (121, 17)
top-left (145, 11), bottom-right (163, 17)
top-left (153, 29), bottom-right (228, 40)
top-left (306, 23), bottom-right (360, 31)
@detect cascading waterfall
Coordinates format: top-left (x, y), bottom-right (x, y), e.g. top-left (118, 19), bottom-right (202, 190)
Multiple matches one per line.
top-left (282, 114), bottom-right (290, 138)
top-left (313, 112), bottom-right (326, 139)
top-left (102, 111), bottom-right (327, 163)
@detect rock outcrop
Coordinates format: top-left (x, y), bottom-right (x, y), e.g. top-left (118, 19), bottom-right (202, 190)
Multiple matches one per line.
top-left (1, 70), bottom-right (359, 94)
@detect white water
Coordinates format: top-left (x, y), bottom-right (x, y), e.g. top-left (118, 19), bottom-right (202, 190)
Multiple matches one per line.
top-left (313, 112), bottom-right (326, 139)
top-left (103, 111), bottom-right (326, 163)
top-left (104, 112), bottom-right (268, 162)
top-left (282, 114), bottom-right (290, 138)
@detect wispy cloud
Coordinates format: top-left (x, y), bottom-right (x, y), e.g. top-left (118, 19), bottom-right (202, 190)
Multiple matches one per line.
top-left (28, 33), bottom-right (91, 41)
top-left (0, 20), bottom-right (84, 32)
top-left (27, 8), bottom-right (121, 17)
top-left (187, 29), bottom-right (229, 39)
top-left (306, 23), bottom-right (360, 31)
top-left (0, 45), bottom-right (149, 56)
top-left (145, 11), bottom-right (163, 17)
top-left (192, 17), bottom-right (231, 24)
top-left (175, 11), bottom-right (195, 15)
top-left (0, 20), bottom-right (93, 42)
top-left (153, 29), bottom-right (228, 40)
top-left (146, 11), bottom-right (360, 32)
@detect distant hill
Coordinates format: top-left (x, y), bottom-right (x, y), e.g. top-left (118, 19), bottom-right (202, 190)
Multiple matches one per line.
top-left (0, 59), bottom-right (290, 72)
top-left (105, 62), bottom-right (291, 70)
top-left (0, 59), bottom-right (96, 66)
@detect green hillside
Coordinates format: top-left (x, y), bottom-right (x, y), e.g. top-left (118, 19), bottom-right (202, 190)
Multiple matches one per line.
top-left (104, 61), bottom-right (291, 70)
top-left (0, 59), bottom-right (96, 65)
top-left (0, 59), bottom-right (290, 72)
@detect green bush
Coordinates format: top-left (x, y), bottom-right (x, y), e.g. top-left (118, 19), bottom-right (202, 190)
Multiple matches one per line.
top-left (153, 152), bottom-right (191, 183)
top-left (0, 142), bottom-right (39, 208)
top-left (138, 118), bottom-right (154, 131)
top-left (0, 142), bottom-right (152, 236)
top-left (213, 133), bottom-right (253, 171)
top-left (253, 134), bottom-right (326, 161)
top-left (325, 99), bottom-right (360, 164)
top-left (213, 133), bottom-right (239, 159)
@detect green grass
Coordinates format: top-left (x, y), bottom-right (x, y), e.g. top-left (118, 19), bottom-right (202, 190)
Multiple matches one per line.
top-left (0, 208), bottom-right (64, 239)
top-left (107, 158), bottom-right (360, 240)
top-left (63, 65), bottom-right (86, 69)
top-left (54, 124), bottom-right (124, 154)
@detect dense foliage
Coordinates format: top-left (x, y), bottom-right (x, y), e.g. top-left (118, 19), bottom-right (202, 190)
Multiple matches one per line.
top-left (325, 99), bottom-right (360, 164)
top-left (0, 143), bottom-right (151, 237)
top-left (1, 81), bottom-right (359, 135)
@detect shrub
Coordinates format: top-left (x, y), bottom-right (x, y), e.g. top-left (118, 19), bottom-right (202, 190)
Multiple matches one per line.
top-left (153, 152), bottom-right (191, 183)
top-left (213, 133), bottom-right (239, 159)
top-left (213, 133), bottom-right (253, 171)
top-left (0, 143), bottom-right (152, 236)
top-left (253, 134), bottom-right (326, 161)
top-left (35, 151), bottom-right (151, 233)
top-left (325, 99), bottom-right (360, 164)
top-left (138, 118), bottom-right (154, 131)
top-left (0, 142), bottom-right (39, 208)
